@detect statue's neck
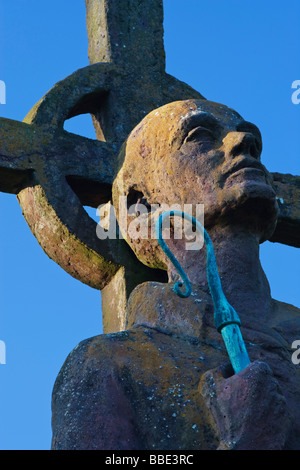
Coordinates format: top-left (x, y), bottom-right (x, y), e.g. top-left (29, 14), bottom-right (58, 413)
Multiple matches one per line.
top-left (167, 224), bottom-right (273, 322)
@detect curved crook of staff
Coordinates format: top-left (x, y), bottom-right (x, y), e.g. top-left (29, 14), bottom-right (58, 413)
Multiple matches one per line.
top-left (155, 210), bottom-right (251, 374)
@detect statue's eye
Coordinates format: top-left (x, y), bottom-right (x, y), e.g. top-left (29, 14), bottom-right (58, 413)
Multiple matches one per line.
top-left (184, 126), bottom-right (215, 144)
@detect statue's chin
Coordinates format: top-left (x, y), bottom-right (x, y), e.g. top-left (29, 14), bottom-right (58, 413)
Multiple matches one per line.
top-left (204, 180), bottom-right (279, 242)
top-left (234, 179), bottom-right (276, 204)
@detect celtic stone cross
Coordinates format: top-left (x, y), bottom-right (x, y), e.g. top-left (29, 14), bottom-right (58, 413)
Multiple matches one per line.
top-left (0, 0), bottom-right (299, 334)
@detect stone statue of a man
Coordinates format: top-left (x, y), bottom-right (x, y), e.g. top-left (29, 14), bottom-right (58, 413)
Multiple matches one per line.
top-left (51, 99), bottom-right (300, 450)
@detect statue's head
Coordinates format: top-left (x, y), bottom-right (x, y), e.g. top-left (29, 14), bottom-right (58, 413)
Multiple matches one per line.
top-left (112, 99), bottom-right (278, 269)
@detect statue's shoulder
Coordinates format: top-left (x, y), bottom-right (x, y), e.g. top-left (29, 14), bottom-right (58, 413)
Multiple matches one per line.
top-left (57, 330), bottom-right (136, 374)
top-left (271, 298), bottom-right (300, 341)
top-left (272, 298), bottom-right (300, 318)
top-left (52, 330), bottom-right (139, 408)
top-left (51, 329), bottom-right (149, 450)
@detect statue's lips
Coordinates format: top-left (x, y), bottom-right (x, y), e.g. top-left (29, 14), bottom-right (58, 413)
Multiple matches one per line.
top-left (224, 159), bottom-right (267, 186)
top-left (230, 167), bottom-right (265, 178)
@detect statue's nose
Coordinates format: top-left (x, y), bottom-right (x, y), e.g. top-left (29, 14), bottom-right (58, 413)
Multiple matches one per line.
top-left (224, 132), bottom-right (261, 160)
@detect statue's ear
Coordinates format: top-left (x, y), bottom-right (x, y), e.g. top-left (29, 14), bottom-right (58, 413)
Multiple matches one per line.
top-left (126, 188), bottom-right (151, 218)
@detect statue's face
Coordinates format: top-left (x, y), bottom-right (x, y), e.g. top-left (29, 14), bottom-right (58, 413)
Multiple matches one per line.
top-left (166, 101), bottom-right (276, 224)
top-left (113, 99), bottom-right (278, 268)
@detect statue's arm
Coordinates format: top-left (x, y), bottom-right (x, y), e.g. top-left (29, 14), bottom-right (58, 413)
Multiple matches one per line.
top-left (51, 337), bottom-right (141, 450)
top-left (199, 361), bottom-right (291, 450)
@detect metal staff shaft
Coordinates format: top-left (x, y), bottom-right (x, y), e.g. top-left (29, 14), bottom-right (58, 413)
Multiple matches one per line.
top-left (155, 210), bottom-right (250, 374)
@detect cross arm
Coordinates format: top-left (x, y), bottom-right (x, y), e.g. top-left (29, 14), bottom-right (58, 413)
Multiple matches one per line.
top-left (0, 118), bottom-right (36, 193)
top-left (0, 114), bottom-right (123, 288)
top-left (0, 115), bottom-right (115, 197)
top-left (270, 172), bottom-right (300, 248)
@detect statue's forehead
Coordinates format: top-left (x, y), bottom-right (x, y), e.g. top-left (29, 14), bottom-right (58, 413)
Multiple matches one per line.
top-left (127, 100), bottom-right (246, 151)
top-left (135, 100), bottom-right (245, 141)
top-left (160, 100), bottom-right (245, 149)
top-left (177, 100), bottom-right (244, 127)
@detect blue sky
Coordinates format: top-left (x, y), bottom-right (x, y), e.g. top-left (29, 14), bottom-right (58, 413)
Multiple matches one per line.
top-left (0, 0), bottom-right (299, 450)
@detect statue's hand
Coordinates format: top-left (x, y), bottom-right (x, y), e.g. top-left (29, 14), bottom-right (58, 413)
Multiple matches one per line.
top-left (199, 360), bottom-right (291, 450)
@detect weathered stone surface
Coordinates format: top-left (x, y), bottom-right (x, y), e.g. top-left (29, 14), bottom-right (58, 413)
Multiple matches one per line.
top-left (0, 0), bottom-right (299, 309)
top-left (86, 0), bottom-right (166, 71)
top-left (0, 64), bottom-right (171, 293)
top-left (0, 0), bottom-right (203, 310)
top-left (51, 280), bottom-right (300, 450)
top-left (1, 0), bottom-right (300, 452)
top-left (85, 0), bottom-right (203, 151)
top-left (52, 94), bottom-right (300, 450)
top-left (113, 99), bottom-right (279, 269)
top-left (270, 172), bottom-right (300, 247)
top-left (51, 328), bottom-right (218, 450)
top-left (200, 361), bottom-right (290, 450)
